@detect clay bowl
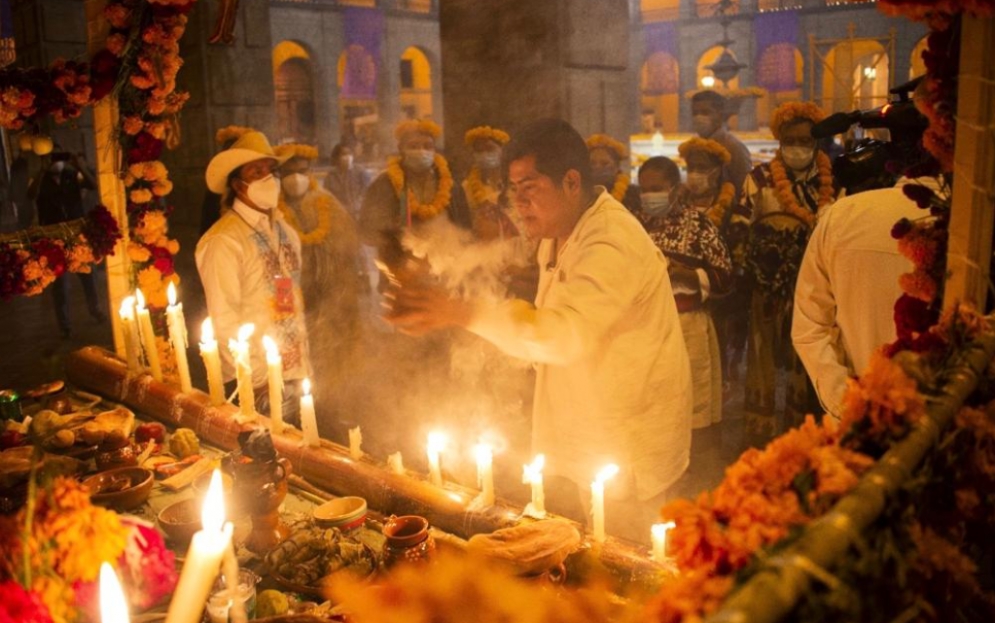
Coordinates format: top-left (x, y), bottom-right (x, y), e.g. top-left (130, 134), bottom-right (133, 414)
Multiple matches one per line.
top-left (313, 496), bottom-right (368, 532)
top-left (83, 466), bottom-right (154, 510)
top-left (157, 498), bottom-right (201, 545)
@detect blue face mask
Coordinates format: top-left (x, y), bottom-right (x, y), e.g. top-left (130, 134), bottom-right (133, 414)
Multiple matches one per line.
top-left (641, 192), bottom-right (673, 217)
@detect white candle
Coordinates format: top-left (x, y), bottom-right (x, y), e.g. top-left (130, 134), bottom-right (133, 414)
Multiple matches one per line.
top-left (228, 324), bottom-right (256, 420)
top-left (135, 289), bottom-right (163, 382)
top-left (118, 296), bottom-right (141, 373)
top-left (100, 562), bottom-right (130, 623)
top-left (300, 378), bottom-right (320, 447)
top-left (199, 319), bottom-right (225, 406)
top-left (262, 336), bottom-right (284, 434)
top-left (387, 452), bottom-right (404, 475)
top-left (165, 470), bottom-right (234, 623)
top-left (219, 544), bottom-right (246, 623)
top-left (591, 464), bottom-right (619, 544)
top-left (651, 521), bottom-right (676, 563)
top-left (426, 432), bottom-right (446, 486)
top-left (349, 426), bottom-right (363, 460)
top-left (165, 283), bottom-right (192, 393)
top-left (473, 443), bottom-right (495, 507)
top-left (522, 454), bottom-right (546, 519)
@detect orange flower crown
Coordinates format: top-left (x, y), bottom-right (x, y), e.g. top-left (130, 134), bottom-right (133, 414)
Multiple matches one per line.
top-left (585, 133), bottom-right (628, 159)
top-left (395, 118), bottom-right (442, 142)
top-left (215, 125), bottom-right (254, 146)
top-left (464, 125), bottom-right (510, 147)
top-left (678, 137), bottom-right (731, 165)
top-left (770, 101), bottom-right (827, 140)
top-left (275, 143), bottom-right (319, 161)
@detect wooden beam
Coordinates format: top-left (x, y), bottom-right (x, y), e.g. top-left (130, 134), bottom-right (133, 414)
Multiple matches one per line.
top-left (944, 16), bottom-right (995, 308)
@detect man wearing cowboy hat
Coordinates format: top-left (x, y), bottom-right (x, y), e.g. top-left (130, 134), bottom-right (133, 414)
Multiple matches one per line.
top-left (196, 130), bottom-right (312, 424)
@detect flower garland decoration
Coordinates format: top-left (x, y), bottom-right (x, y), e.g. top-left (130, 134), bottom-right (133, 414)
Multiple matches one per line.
top-left (705, 182), bottom-right (736, 228)
top-left (677, 137), bottom-right (731, 165)
top-left (464, 165), bottom-right (502, 211)
top-left (215, 124), bottom-right (254, 146)
top-left (386, 154), bottom-right (454, 221)
top-left (464, 125), bottom-right (510, 146)
top-left (608, 172), bottom-right (631, 203)
top-left (278, 186), bottom-right (336, 246)
top-left (768, 150), bottom-right (835, 227)
top-left (769, 101), bottom-right (827, 140)
top-left (394, 118), bottom-right (442, 142)
top-left (585, 133), bottom-right (628, 159)
top-left (274, 142), bottom-right (320, 162)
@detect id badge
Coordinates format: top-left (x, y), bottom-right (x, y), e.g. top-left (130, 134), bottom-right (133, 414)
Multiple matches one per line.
top-left (273, 275), bottom-right (295, 315)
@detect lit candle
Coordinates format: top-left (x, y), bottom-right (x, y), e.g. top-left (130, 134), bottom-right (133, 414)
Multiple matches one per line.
top-left (199, 319), bottom-right (225, 406)
top-left (99, 562), bottom-right (130, 623)
top-left (219, 544), bottom-right (246, 623)
top-left (165, 470), bottom-right (234, 623)
top-left (591, 464), bottom-right (619, 544)
top-left (387, 451), bottom-right (404, 475)
top-left (473, 443), bottom-right (495, 507)
top-left (228, 324), bottom-right (256, 421)
top-left (651, 521), bottom-right (676, 563)
top-left (522, 454), bottom-right (546, 519)
top-left (118, 296), bottom-right (141, 373)
top-left (262, 336), bottom-right (284, 434)
top-left (135, 289), bottom-right (163, 382)
top-left (300, 378), bottom-right (320, 447)
top-left (349, 426), bottom-right (363, 460)
top-left (165, 283), bottom-right (192, 393)
top-left (426, 432), bottom-right (446, 486)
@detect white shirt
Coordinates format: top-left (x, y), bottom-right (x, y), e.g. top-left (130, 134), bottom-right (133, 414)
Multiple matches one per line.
top-left (196, 199), bottom-right (311, 386)
top-left (792, 179), bottom-right (931, 417)
top-left (469, 191), bottom-right (692, 501)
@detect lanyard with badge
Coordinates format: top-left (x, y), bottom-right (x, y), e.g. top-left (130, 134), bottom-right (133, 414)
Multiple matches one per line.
top-left (235, 210), bottom-right (300, 319)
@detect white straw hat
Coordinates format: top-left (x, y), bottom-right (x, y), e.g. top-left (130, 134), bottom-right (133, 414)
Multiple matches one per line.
top-left (205, 130), bottom-right (291, 194)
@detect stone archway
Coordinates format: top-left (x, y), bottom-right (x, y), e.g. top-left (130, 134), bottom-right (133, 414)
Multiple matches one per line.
top-left (273, 41), bottom-right (316, 143)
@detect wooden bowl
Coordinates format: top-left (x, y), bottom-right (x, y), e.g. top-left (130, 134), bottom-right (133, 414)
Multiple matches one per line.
top-left (82, 466), bottom-right (154, 510)
top-left (157, 498), bottom-right (201, 545)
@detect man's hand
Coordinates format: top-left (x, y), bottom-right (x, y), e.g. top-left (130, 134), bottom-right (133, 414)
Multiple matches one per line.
top-left (668, 262), bottom-right (700, 295)
top-left (384, 283), bottom-right (473, 336)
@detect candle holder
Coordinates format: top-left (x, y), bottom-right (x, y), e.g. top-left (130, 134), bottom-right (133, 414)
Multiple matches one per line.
top-left (226, 435), bottom-right (292, 553)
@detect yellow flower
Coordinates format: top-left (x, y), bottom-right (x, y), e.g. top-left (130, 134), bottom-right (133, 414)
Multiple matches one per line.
top-left (464, 125), bottom-right (510, 147)
top-left (123, 115), bottom-right (145, 135)
top-left (586, 133), bottom-right (628, 158)
top-left (128, 241), bottom-right (152, 262)
top-left (770, 101), bottom-right (827, 140)
top-left (129, 188), bottom-right (153, 204)
top-left (678, 137), bottom-right (731, 165)
top-left (152, 179), bottom-right (174, 197)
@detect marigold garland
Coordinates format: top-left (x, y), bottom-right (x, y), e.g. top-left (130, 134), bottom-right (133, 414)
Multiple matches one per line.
top-left (464, 125), bottom-right (510, 147)
top-left (464, 166), bottom-right (502, 211)
top-left (705, 182), bottom-right (736, 228)
top-left (278, 182), bottom-right (336, 246)
top-left (609, 172), bottom-right (630, 203)
top-left (770, 101), bottom-right (827, 141)
top-left (386, 154), bottom-right (454, 221)
top-left (274, 142), bottom-right (319, 161)
top-left (678, 136), bottom-right (731, 165)
top-left (768, 150), bottom-right (835, 227)
top-left (215, 124), bottom-right (253, 146)
top-left (585, 133), bottom-right (627, 158)
top-left (394, 118), bottom-right (442, 142)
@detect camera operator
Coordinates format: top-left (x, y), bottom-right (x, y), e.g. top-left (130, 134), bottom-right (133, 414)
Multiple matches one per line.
top-left (791, 91), bottom-right (935, 419)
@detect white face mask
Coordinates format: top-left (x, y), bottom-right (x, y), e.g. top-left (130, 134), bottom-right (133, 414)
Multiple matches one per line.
top-left (245, 174), bottom-right (280, 210)
top-left (473, 151), bottom-right (501, 171)
top-left (340, 155), bottom-right (354, 170)
top-left (686, 171), bottom-right (716, 196)
top-left (592, 167), bottom-right (617, 186)
top-left (692, 115), bottom-right (717, 137)
top-left (51, 161), bottom-right (66, 174)
top-left (641, 192), bottom-right (673, 217)
top-left (781, 146), bottom-right (816, 171)
top-left (281, 172), bottom-right (310, 198)
top-left (403, 149), bottom-right (435, 173)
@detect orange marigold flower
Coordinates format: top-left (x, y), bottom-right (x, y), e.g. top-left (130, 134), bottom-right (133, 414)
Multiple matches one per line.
top-left (899, 270), bottom-right (938, 303)
top-left (840, 352), bottom-right (926, 439)
top-left (129, 188), bottom-right (153, 204)
top-left (123, 115), bottom-right (145, 136)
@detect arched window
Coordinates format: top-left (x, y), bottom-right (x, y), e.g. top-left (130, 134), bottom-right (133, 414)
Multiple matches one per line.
top-left (821, 39), bottom-right (890, 113)
top-left (909, 36), bottom-right (928, 80)
top-left (641, 52), bottom-right (680, 133)
top-left (399, 46), bottom-right (433, 120)
top-left (641, 0), bottom-right (680, 22)
top-left (337, 45), bottom-right (379, 162)
top-left (756, 44), bottom-right (804, 128)
top-left (272, 41), bottom-right (315, 143)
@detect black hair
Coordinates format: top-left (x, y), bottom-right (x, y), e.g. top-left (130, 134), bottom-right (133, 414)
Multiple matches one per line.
top-left (638, 156), bottom-right (681, 188)
top-left (504, 119), bottom-right (592, 189)
top-left (222, 167), bottom-right (242, 207)
top-left (691, 90), bottom-right (727, 111)
top-left (330, 142), bottom-right (353, 161)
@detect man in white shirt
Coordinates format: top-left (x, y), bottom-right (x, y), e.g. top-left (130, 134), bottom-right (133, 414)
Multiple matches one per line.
top-left (196, 130), bottom-right (311, 423)
top-left (792, 178), bottom-right (933, 418)
top-left (387, 119), bottom-right (692, 543)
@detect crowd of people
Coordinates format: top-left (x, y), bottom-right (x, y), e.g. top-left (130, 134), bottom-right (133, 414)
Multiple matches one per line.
top-left (194, 90), bottom-right (921, 542)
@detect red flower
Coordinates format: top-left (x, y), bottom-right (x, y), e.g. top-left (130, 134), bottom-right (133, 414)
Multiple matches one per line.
top-left (127, 132), bottom-right (164, 164)
top-left (89, 50), bottom-right (122, 101)
top-left (903, 183), bottom-right (937, 210)
top-left (32, 239), bottom-right (66, 278)
top-left (149, 245), bottom-right (175, 275)
top-left (0, 581), bottom-right (54, 623)
top-left (894, 294), bottom-right (935, 340)
top-left (116, 519), bottom-right (178, 609)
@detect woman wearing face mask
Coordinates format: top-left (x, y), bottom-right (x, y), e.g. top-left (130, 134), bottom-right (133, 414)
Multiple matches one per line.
top-left (585, 134), bottom-right (642, 213)
top-left (740, 101), bottom-right (840, 437)
top-left (635, 156), bottom-right (732, 429)
top-left (462, 125), bottom-right (518, 242)
top-left (324, 143), bottom-right (368, 221)
top-left (275, 143), bottom-right (362, 409)
top-left (358, 119), bottom-right (470, 267)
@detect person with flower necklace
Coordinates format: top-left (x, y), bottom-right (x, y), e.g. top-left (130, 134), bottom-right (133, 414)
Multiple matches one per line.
top-left (586, 134), bottom-right (641, 213)
top-left (275, 143), bottom-right (361, 410)
top-left (462, 125), bottom-right (516, 241)
top-left (359, 119), bottom-right (470, 273)
top-left (740, 101), bottom-right (840, 436)
top-left (677, 137), bottom-right (750, 405)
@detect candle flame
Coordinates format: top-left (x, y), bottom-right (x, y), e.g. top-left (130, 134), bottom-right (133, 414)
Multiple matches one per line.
top-left (262, 335), bottom-right (280, 363)
top-left (595, 463), bottom-right (619, 485)
top-left (303, 378), bottom-right (312, 396)
top-left (201, 318), bottom-right (214, 343)
top-left (167, 281), bottom-right (177, 307)
top-left (201, 469), bottom-right (226, 533)
top-left (135, 289), bottom-right (146, 311)
top-left (237, 323), bottom-right (255, 343)
top-left (99, 562), bottom-right (130, 623)
top-left (523, 454), bottom-right (545, 483)
top-left (427, 432), bottom-right (446, 455)
top-left (118, 296), bottom-right (135, 319)
top-left (651, 521), bottom-right (676, 539)
top-left (473, 443), bottom-right (493, 464)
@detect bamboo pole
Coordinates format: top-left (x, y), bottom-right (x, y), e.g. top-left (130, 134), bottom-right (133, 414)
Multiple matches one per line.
top-left (705, 323), bottom-right (995, 623)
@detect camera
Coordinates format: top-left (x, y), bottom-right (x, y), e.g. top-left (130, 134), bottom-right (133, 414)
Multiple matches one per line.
top-left (812, 78), bottom-right (929, 194)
